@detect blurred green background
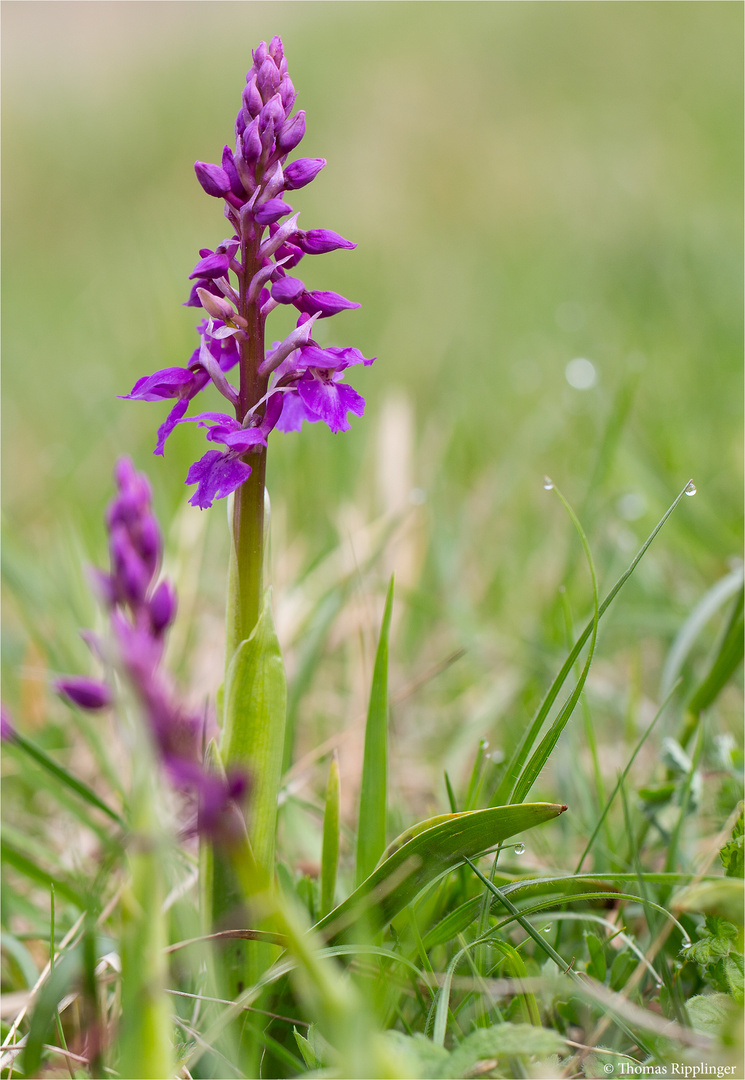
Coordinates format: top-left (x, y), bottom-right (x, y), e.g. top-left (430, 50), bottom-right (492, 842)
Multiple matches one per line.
top-left (2, 2), bottom-right (742, 805)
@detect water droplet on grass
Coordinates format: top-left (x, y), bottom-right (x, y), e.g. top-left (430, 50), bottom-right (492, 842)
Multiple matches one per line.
top-left (543, 476), bottom-right (554, 490)
top-left (513, 843), bottom-right (525, 856)
top-left (685, 480), bottom-right (697, 496)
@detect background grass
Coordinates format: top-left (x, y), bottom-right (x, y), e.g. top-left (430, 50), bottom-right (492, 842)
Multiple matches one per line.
top-left (2, 0), bottom-right (742, 911)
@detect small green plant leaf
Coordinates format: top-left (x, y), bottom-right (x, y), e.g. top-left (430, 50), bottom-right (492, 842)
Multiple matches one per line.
top-left (316, 802), bottom-right (567, 943)
top-left (444, 1024), bottom-right (566, 1078)
top-left (356, 575), bottom-right (394, 886)
top-left (221, 590), bottom-right (287, 875)
top-left (720, 803), bottom-right (744, 878)
top-left (686, 992), bottom-right (738, 1035)
top-left (382, 1031), bottom-right (450, 1080)
top-left (584, 930), bottom-right (607, 982)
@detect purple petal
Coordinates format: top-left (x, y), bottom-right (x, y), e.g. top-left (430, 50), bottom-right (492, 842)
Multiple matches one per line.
top-left (294, 229), bottom-right (356, 255)
top-left (297, 344), bottom-right (373, 371)
top-left (186, 450), bottom-right (252, 509)
top-left (254, 198), bottom-right (293, 226)
top-left (189, 252), bottom-right (230, 280)
top-left (283, 157), bottom-right (326, 190)
top-left (55, 676), bottom-right (112, 711)
top-left (293, 290), bottom-right (361, 319)
top-left (121, 367), bottom-right (195, 402)
top-left (155, 399), bottom-right (190, 455)
top-left (298, 375), bottom-right (365, 433)
top-left (179, 411), bottom-right (241, 430)
top-left (274, 390), bottom-right (315, 433)
top-left (184, 278), bottom-right (223, 308)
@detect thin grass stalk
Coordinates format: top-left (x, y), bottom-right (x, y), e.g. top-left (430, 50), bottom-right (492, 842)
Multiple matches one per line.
top-left (492, 480), bottom-right (693, 806)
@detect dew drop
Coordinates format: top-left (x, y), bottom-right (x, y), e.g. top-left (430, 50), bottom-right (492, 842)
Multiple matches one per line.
top-left (685, 480), bottom-right (697, 497)
top-left (543, 476), bottom-right (554, 491)
top-left (565, 356), bottom-right (597, 390)
top-left (541, 925), bottom-right (552, 933)
top-left (513, 843), bottom-right (526, 856)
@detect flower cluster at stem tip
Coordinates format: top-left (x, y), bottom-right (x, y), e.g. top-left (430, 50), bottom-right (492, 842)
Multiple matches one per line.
top-left (55, 458), bottom-right (248, 839)
top-left (123, 35), bottom-right (374, 508)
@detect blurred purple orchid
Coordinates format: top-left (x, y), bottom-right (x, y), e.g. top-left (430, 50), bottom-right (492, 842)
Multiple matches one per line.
top-left (54, 458), bottom-right (248, 838)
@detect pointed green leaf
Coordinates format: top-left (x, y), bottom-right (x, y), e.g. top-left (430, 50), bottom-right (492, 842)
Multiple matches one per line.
top-left (355, 575), bottom-right (394, 886)
top-left (316, 802), bottom-right (567, 943)
top-left (221, 591), bottom-right (287, 875)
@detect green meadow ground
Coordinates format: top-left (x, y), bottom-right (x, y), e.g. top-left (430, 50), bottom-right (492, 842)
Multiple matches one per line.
top-left (2, 3), bottom-right (742, 1077)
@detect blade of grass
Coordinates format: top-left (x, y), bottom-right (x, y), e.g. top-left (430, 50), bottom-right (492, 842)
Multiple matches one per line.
top-left (9, 730), bottom-right (124, 826)
top-left (511, 482), bottom-right (599, 803)
top-left (355, 575), bottom-right (394, 887)
top-left (493, 479), bottom-right (693, 806)
top-left (575, 681), bottom-right (680, 873)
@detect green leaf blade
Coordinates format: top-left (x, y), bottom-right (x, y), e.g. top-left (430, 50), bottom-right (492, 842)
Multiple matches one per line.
top-left (318, 801), bottom-right (567, 944)
top-left (220, 591), bottom-right (287, 875)
top-left (355, 575), bottom-right (394, 887)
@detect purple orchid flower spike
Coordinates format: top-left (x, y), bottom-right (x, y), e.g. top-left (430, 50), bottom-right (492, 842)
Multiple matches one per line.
top-left (122, 36), bottom-right (374, 509)
top-left (54, 458), bottom-right (248, 837)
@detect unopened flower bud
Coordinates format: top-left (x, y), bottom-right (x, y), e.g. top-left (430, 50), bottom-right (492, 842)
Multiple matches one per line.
top-left (111, 526), bottom-right (151, 606)
top-left (194, 161), bottom-right (231, 198)
top-left (242, 76), bottom-right (263, 119)
top-left (196, 288), bottom-right (237, 322)
top-left (283, 157), bottom-right (326, 190)
top-left (189, 252), bottom-right (230, 280)
top-left (221, 146), bottom-right (245, 199)
top-left (277, 110), bottom-right (305, 153)
top-left (242, 116), bottom-right (263, 165)
top-left (279, 74), bottom-right (296, 112)
top-left (295, 228), bottom-right (356, 255)
top-left (272, 275), bottom-right (306, 303)
top-left (252, 40), bottom-right (269, 67)
top-left (55, 676), bottom-right (112, 711)
top-left (254, 198), bottom-right (293, 226)
top-left (149, 580), bottom-right (178, 635)
top-left (257, 57), bottom-right (281, 101)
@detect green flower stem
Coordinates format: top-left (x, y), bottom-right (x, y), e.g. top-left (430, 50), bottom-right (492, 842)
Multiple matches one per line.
top-left (118, 721), bottom-right (172, 1080)
top-left (226, 448), bottom-right (267, 666)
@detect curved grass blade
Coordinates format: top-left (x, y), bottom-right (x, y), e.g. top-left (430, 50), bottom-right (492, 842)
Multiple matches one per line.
top-left (355, 575), bottom-right (394, 887)
top-left (316, 802), bottom-right (567, 944)
top-left (511, 483), bottom-right (599, 803)
top-left (493, 479), bottom-right (694, 806)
